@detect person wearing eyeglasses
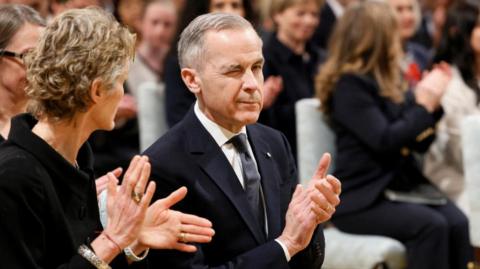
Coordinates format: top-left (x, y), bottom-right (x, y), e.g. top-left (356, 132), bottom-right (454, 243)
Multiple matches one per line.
top-left (0, 6), bottom-right (215, 269)
top-left (0, 4), bottom-right (45, 142)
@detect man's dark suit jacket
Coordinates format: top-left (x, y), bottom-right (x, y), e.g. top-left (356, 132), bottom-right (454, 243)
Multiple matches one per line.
top-left (144, 109), bottom-right (324, 269)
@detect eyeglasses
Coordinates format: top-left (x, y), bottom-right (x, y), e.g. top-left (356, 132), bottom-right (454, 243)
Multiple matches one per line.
top-left (0, 49), bottom-right (25, 60)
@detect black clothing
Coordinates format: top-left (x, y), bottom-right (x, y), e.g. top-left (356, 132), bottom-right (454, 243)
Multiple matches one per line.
top-left (311, 2), bottom-right (336, 49)
top-left (329, 74), bottom-right (442, 215)
top-left (261, 34), bottom-right (324, 160)
top-left (328, 74), bottom-right (472, 269)
top-left (164, 54), bottom-right (195, 128)
top-left (0, 134), bottom-right (4, 143)
top-left (0, 114), bottom-right (140, 269)
top-left (145, 109), bottom-right (325, 269)
top-left (88, 117), bottom-right (139, 176)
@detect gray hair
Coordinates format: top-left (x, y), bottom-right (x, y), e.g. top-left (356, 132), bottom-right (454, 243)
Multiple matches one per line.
top-left (178, 13), bottom-right (254, 69)
top-left (0, 4), bottom-right (46, 49)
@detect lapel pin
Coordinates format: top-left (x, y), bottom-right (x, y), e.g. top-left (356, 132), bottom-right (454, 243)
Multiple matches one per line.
top-left (266, 152), bottom-right (272, 158)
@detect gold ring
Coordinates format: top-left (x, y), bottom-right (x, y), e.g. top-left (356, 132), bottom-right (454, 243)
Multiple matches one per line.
top-left (179, 232), bottom-right (187, 242)
top-left (131, 191), bottom-right (142, 204)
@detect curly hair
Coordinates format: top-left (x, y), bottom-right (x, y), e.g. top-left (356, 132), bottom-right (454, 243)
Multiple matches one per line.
top-left (25, 7), bottom-right (136, 121)
top-left (315, 1), bottom-right (404, 114)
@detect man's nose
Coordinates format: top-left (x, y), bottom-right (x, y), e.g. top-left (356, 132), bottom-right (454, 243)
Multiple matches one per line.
top-left (242, 69), bottom-right (260, 92)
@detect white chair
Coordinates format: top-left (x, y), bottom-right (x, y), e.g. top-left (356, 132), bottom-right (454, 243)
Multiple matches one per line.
top-left (137, 81), bottom-right (168, 152)
top-left (461, 115), bottom-right (480, 250)
top-left (296, 98), bottom-right (407, 269)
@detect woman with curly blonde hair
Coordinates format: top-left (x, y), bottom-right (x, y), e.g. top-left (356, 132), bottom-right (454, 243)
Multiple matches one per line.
top-left (0, 6), bottom-right (214, 268)
top-left (316, 1), bottom-right (472, 268)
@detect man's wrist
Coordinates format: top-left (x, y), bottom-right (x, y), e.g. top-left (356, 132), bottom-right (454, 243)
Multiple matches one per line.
top-left (275, 239), bottom-right (292, 262)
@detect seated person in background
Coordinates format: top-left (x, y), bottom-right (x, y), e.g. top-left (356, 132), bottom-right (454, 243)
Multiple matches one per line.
top-left (0, 4), bottom-right (45, 142)
top-left (50, 0), bottom-right (102, 16)
top-left (126, 0), bottom-right (177, 98)
top-left (260, 0), bottom-right (324, 161)
top-left (424, 2), bottom-right (480, 217)
top-left (90, 0), bottom-right (172, 178)
top-left (310, 0), bottom-right (359, 49)
top-left (316, 2), bottom-right (472, 269)
top-left (387, 0), bottom-right (431, 87)
top-left (0, 7), bottom-right (214, 268)
top-left (4, 0), bottom-right (49, 18)
top-left (145, 13), bottom-right (341, 269)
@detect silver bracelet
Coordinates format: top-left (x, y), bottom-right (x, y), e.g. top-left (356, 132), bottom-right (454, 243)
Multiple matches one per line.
top-left (124, 246), bottom-right (149, 262)
top-left (78, 244), bottom-right (112, 269)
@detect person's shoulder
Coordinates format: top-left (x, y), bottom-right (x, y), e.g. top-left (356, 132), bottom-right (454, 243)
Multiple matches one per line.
top-left (262, 33), bottom-right (276, 51)
top-left (248, 123), bottom-right (291, 149)
top-left (336, 73), bottom-right (376, 91)
top-left (145, 122), bottom-right (187, 153)
top-left (337, 73), bottom-right (372, 83)
top-left (249, 122), bottom-right (281, 136)
top-left (262, 34), bottom-right (289, 59)
top-left (0, 143), bottom-right (47, 193)
top-left (143, 120), bottom-right (193, 170)
top-left (331, 73), bottom-right (380, 104)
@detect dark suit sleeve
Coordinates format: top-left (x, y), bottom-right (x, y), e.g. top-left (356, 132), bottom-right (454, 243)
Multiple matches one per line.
top-left (164, 55), bottom-right (196, 127)
top-left (331, 75), bottom-right (439, 155)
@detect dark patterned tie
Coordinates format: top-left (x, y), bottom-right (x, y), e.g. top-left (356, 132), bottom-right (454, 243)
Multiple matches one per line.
top-left (229, 134), bottom-right (265, 234)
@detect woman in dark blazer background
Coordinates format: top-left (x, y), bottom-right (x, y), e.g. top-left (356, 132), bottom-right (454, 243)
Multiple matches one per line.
top-left (261, 0), bottom-right (324, 161)
top-left (315, 2), bottom-right (472, 269)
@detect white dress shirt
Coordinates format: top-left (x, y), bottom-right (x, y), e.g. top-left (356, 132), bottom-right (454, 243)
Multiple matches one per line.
top-left (193, 102), bottom-right (291, 261)
top-left (194, 102), bottom-right (257, 188)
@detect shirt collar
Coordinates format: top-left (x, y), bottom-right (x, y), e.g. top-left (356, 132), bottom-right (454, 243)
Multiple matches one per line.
top-left (326, 0), bottom-right (345, 18)
top-left (194, 101), bottom-right (247, 147)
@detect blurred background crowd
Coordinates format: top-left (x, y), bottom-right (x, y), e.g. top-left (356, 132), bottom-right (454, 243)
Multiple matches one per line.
top-left (2, 0), bottom-right (480, 268)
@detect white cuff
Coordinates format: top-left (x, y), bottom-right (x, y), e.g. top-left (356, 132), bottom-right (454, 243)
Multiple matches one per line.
top-left (275, 239), bottom-right (291, 262)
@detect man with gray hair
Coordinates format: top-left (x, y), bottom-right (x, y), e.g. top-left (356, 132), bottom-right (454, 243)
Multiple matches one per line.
top-left (145, 13), bottom-right (341, 268)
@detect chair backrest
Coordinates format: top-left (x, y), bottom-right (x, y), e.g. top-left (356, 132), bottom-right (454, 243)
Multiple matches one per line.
top-left (461, 115), bottom-right (480, 247)
top-left (296, 98), bottom-right (336, 185)
top-left (137, 81), bottom-right (168, 152)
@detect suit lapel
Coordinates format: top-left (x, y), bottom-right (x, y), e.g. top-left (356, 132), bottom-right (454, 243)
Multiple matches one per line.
top-left (184, 111), bottom-right (266, 244)
top-left (247, 126), bottom-right (282, 239)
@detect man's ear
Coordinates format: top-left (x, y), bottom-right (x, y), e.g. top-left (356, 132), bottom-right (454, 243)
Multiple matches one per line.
top-left (181, 68), bottom-right (201, 94)
top-left (89, 78), bottom-right (104, 104)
